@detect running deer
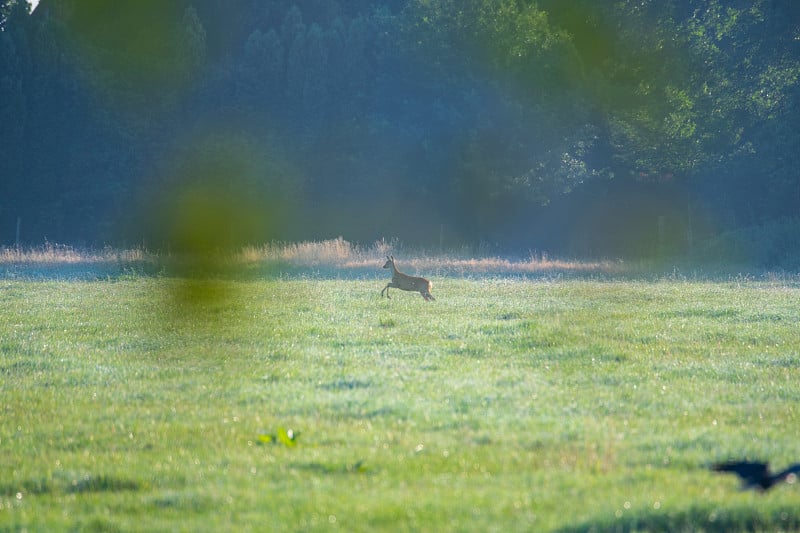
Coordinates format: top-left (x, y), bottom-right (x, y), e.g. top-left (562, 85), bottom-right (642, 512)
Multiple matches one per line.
top-left (381, 255), bottom-right (435, 301)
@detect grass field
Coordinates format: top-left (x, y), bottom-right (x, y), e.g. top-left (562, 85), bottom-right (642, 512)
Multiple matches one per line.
top-left (2, 248), bottom-right (800, 531)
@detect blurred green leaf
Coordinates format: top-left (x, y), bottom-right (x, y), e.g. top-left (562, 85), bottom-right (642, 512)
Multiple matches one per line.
top-left (276, 428), bottom-right (298, 447)
top-left (256, 433), bottom-right (276, 445)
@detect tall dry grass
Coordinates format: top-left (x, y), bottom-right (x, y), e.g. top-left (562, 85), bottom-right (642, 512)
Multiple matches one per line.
top-left (2, 238), bottom-right (622, 276)
top-left (0, 243), bottom-right (151, 264)
top-left (239, 237), bottom-right (365, 266)
top-left (239, 237), bottom-right (622, 275)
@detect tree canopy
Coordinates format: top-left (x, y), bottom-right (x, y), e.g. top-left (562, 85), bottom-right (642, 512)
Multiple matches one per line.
top-left (1, 0), bottom-right (798, 257)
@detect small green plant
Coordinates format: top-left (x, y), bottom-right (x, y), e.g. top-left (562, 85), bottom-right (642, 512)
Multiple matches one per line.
top-left (257, 428), bottom-right (299, 447)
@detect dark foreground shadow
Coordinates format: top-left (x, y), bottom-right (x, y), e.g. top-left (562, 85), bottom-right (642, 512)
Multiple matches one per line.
top-left (555, 504), bottom-right (800, 533)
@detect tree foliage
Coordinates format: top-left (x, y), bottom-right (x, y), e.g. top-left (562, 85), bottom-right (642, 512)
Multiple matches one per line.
top-left (1, 0), bottom-right (798, 255)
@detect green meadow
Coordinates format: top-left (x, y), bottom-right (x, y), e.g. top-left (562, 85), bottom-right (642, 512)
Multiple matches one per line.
top-left (2, 266), bottom-right (800, 531)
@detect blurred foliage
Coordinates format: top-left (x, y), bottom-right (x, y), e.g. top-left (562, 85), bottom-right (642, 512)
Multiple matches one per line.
top-left (0, 0), bottom-right (798, 257)
top-left (143, 133), bottom-right (298, 255)
top-left (55, 0), bottom-right (207, 99)
top-left (143, 133), bottom-right (298, 321)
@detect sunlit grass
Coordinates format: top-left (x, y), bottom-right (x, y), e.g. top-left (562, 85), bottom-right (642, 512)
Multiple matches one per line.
top-left (240, 237), bottom-right (623, 275)
top-left (1, 239), bottom-right (625, 278)
top-left (0, 242), bottom-right (150, 264)
top-left (1, 274), bottom-right (799, 531)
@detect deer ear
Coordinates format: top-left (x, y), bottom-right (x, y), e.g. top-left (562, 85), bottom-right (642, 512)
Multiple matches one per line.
top-left (390, 255), bottom-right (394, 260)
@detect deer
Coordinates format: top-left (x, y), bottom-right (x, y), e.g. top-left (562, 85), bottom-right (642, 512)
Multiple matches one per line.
top-left (381, 255), bottom-right (435, 301)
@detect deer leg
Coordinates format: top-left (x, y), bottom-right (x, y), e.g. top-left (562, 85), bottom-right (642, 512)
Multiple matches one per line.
top-left (381, 283), bottom-right (393, 298)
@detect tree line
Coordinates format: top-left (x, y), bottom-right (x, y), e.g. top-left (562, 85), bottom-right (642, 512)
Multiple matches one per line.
top-left (1, 0), bottom-right (798, 259)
